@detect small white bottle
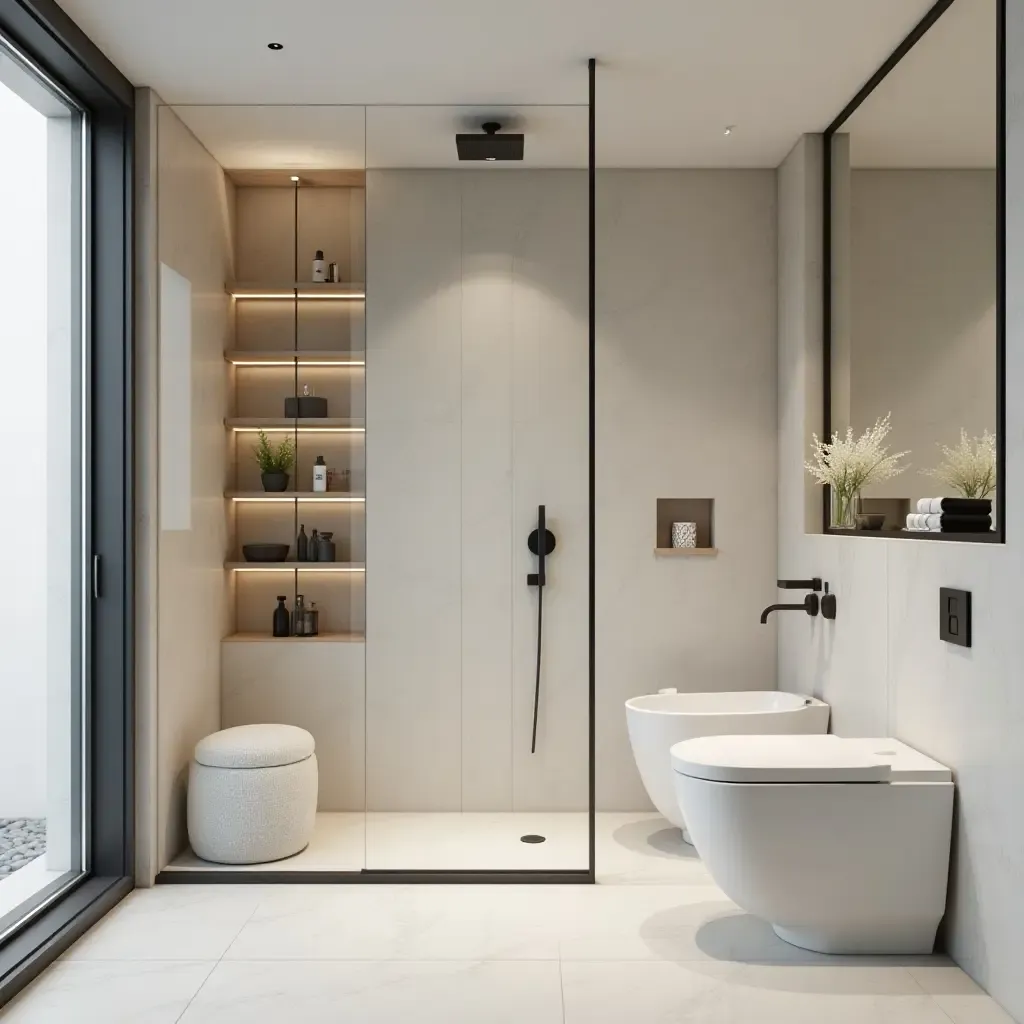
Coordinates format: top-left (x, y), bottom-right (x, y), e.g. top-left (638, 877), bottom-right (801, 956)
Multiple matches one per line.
top-left (313, 455), bottom-right (328, 492)
top-left (312, 250), bottom-right (326, 282)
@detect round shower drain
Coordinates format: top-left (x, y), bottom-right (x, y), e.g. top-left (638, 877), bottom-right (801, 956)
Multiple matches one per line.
top-left (520, 834), bottom-right (546, 844)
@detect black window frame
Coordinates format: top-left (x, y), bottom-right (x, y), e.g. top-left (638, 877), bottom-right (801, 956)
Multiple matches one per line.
top-left (0, 0), bottom-right (133, 1005)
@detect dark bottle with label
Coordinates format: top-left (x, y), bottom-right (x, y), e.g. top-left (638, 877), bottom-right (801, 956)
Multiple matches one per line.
top-left (296, 524), bottom-right (308, 562)
top-left (273, 596), bottom-right (290, 638)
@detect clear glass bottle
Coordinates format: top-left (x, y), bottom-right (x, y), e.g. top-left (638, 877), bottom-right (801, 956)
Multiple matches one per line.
top-left (292, 593), bottom-right (307, 636)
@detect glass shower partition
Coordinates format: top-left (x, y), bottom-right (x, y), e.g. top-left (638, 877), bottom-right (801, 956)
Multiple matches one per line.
top-left (362, 103), bottom-right (593, 875)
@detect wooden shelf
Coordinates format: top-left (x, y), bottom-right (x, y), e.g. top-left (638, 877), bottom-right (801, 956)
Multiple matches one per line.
top-left (226, 491), bottom-right (365, 502)
top-left (225, 417), bottom-right (364, 432)
top-left (227, 281), bottom-right (365, 300)
top-left (223, 631), bottom-right (365, 643)
top-left (225, 561), bottom-right (366, 572)
top-left (225, 350), bottom-right (365, 366)
top-left (654, 547), bottom-right (719, 557)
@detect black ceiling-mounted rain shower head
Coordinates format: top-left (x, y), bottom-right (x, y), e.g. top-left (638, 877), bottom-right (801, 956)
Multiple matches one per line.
top-left (456, 121), bottom-right (524, 161)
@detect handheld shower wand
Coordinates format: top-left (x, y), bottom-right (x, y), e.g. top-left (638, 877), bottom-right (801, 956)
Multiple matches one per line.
top-left (527, 505), bottom-right (556, 754)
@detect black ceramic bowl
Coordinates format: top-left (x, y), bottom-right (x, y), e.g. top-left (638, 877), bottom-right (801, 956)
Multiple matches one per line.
top-left (855, 513), bottom-right (886, 532)
top-left (242, 543), bottom-right (290, 563)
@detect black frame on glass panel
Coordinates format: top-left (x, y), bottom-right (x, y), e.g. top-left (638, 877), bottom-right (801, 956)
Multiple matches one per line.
top-left (822, 0), bottom-right (1005, 543)
top-left (155, 60), bottom-right (600, 887)
top-left (0, 0), bottom-right (133, 1005)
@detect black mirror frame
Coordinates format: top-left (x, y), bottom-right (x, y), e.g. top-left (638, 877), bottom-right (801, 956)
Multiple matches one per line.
top-left (821, 0), bottom-right (1005, 543)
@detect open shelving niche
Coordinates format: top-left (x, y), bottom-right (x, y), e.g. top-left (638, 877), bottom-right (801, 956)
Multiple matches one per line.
top-left (224, 170), bottom-right (366, 643)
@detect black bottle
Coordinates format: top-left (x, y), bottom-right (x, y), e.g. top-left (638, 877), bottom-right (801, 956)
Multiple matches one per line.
top-left (272, 596), bottom-right (290, 637)
top-left (309, 528), bottom-right (319, 562)
top-left (296, 524), bottom-right (308, 562)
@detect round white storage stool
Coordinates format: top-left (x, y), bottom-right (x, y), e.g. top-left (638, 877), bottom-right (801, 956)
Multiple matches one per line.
top-left (187, 724), bottom-right (318, 865)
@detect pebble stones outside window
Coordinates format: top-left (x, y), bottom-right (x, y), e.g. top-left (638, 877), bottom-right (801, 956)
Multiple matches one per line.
top-left (0, 819), bottom-right (46, 876)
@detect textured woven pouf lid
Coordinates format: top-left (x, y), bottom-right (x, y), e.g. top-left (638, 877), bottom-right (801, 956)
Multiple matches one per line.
top-left (194, 724), bottom-right (315, 769)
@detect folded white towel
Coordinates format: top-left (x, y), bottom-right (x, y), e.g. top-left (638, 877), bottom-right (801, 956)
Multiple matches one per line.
top-left (916, 498), bottom-right (932, 514)
top-left (905, 513), bottom-right (940, 532)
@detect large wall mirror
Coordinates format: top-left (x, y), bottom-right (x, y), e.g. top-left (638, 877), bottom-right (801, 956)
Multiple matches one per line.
top-left (823, 0), bottom-right (1003, 542)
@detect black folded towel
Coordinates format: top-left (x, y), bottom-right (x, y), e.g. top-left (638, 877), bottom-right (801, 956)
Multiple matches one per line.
top-left (940, 514), bottom-right (993, 533)
top-left (937, 498), bottom-right (992, 514)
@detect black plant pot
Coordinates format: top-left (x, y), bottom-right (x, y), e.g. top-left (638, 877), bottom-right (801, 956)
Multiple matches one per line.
top-left (261, 471), bottom-right (289, 493)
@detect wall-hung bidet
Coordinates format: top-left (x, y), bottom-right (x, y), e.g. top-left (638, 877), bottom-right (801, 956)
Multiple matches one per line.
top-left (625, 690), bottom-right (830, 843)
top-left (527, 505), bottom-right (556, 753)
top-left (672, 734), bottom-right (953, 954)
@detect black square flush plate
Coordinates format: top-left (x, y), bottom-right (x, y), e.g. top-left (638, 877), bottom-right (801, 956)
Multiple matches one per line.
top-left (939, 587), bottom-right (971, 648)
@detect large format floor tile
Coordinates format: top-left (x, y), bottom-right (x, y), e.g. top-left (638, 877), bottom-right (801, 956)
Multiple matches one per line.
top-left (222, 883), bottom-right (574, 961)
top-left (562, 962), bottom-right (957, 1024)
top-left (0, 960), bottom-right (214, 1023)
top-left (907, 964), bottom-right (1018, 1024)
top-left (178, 960), bottom-right (564, 1024)
top-left (63, 886), bottom-right (265, 961)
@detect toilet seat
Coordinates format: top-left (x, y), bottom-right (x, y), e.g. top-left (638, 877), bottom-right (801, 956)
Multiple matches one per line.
top-left (671, 734), bottom-right (951, 784)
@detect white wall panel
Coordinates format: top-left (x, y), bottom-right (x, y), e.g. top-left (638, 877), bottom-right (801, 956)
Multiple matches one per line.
top-left (776, 115), bottom-right (1024, 1021)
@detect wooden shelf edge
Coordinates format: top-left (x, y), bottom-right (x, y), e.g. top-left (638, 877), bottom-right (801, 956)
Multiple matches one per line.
top-left (225, 491), bottom-right (365, 501)
top-left (225, 349), bottom-right (366, 366)
top-left (223, 632), bottom-right (365, 643)
top-left (653, 547), bottom-right (719, 557)
top-left (227, 281), bottom-right (365, 300)
top-left (225, 562), bottom-right (366, 572)
top-left (224, 417), bottom-right (365, 431)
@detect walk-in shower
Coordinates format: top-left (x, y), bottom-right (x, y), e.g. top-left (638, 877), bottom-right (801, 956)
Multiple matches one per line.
top-left (154, 61), bottom-right (598, 883)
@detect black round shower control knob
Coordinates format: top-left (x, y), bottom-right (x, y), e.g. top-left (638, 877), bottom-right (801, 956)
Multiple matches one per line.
top-left (528, 528), bottom-right (556, 556)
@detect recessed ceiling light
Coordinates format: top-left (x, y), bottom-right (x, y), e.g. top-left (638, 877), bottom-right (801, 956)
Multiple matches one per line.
top-left (290, 175), bottom-right (300, 182)
top-left (267, 42), bottom-right (284, 50)
top-left (723, 125), bottom-right (735, 136)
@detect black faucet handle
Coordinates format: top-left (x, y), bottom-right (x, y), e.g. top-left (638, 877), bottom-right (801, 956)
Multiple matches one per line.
top-left (777, 578), bottom-right (822, 592)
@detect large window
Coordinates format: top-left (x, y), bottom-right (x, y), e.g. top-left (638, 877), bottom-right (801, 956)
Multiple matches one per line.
top-left (0, 32), bottom-right (85, 938)
top-left (0, 1), bottom-right (132, 1006)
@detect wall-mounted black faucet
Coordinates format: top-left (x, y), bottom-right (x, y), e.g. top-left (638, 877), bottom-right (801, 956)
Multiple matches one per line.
top-left (777, 578), bottom-right (822, 592)
top-left (760, 578), bottom-right (823, 623)
top-left (760, 594), bottom-right (820, 623)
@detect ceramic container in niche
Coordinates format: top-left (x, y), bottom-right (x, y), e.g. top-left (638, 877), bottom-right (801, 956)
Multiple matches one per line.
top-left (671, 522), bottom-right (697, 548)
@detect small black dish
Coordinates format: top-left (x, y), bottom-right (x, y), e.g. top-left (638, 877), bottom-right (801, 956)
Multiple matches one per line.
top-left (242, 543), bottom-right (290, 563)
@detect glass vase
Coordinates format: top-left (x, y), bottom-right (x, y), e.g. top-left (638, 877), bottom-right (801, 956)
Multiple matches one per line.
top-left (831, 488), bottom-right (860, 530)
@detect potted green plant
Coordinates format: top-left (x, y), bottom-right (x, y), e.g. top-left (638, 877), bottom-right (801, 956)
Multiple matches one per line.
top-left (252, 430), bottom-right (295, 492)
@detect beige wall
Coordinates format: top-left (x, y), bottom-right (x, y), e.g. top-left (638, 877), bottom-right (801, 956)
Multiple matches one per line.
top-left (843, 168), bottom-right (997, 499)
top-left (596, 171), bottom-right (779, 810)
top-left (777, 124), bottom-right (1024, 1020)
top-left (364, 169), bottom-right (779, 815)
top-left (150, 101), bottom-right (234, 870)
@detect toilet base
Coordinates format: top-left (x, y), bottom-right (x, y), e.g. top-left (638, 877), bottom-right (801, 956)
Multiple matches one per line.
top-left (772, 922), bottom-right (938, 956)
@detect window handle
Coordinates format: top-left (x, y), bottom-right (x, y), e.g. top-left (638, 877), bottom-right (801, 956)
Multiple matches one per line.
top-left (93, 554), bottom-right (101, 600)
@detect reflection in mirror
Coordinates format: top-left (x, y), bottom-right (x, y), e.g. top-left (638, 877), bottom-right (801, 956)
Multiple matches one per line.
top-left (826, 0), bottom-right (999, 538)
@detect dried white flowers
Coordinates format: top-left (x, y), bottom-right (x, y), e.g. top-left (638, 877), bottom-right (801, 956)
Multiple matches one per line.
top-left (922, 430), bottom-right (997, 500)
top-left (806, 413), bottom-right (910, 527)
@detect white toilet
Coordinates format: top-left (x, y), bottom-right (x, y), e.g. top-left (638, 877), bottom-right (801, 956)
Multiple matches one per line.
top-left (672, 734), bottom-right (953, 955)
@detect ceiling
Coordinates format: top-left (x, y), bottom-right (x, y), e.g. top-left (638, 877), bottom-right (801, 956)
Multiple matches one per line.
top-left (61, 0), bottom-right (943, 168)
top-left (846, 0), bottom-right (996, 168)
